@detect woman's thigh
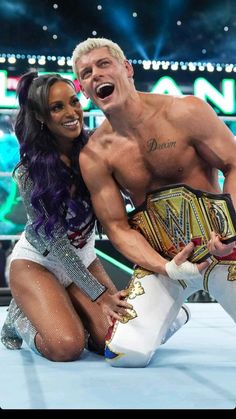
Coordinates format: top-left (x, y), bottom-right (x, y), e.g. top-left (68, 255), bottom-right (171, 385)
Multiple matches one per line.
top-left (10, 259), bottom-right (85, 356)
top-left (67, 257), bottom-right (116, 346)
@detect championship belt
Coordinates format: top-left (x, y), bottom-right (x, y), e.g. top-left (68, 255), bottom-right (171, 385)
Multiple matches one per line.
top-left (129, 184), bottom-right (236, 262)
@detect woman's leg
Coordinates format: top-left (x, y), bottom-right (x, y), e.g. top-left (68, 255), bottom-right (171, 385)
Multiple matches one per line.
top-left (67, 257), bottom-right (117, 353)
top-left (7, 259), bottom-right (86, 361)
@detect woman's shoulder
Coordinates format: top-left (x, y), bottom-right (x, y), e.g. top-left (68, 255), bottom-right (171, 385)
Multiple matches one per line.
top-left (14, 163), bottom-right (26, 175)
top-left (13, 164), bottom-right (28, 185)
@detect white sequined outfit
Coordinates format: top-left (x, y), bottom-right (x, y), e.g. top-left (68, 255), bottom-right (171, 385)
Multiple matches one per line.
top-left (12, 165), bottom-right (106, 300)
top-left (10, 230), bottom-right (96, 288)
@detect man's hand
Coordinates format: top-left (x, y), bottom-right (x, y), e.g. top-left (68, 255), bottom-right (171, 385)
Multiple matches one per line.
top-left (165, 242), bottom-right (209, 281)
top-left (207, 231), bottom-right (236, 257)
top-left (96, 289), bottom-right (133, 326)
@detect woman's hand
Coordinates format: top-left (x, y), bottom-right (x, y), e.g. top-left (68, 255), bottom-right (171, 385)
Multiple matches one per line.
top-left (97, 289), bottom-right (133, 326)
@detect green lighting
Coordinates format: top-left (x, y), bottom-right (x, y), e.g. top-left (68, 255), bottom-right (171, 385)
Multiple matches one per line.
top-left (0, 70), bottom-right (18, 108)
top-left (1, 69), bottom-right (236, 115)
top-left (95, 248), bottom-right (133, 275)
top-left (151, 76), bottom-right (183, 95)
top-left (0, 179), bottom-right (17, 221)
top-left (194, 78), bottom-right (235, 114)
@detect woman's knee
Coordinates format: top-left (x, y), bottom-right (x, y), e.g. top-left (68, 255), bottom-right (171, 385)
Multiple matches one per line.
top-left (42, 332), bottom-right (86, 362)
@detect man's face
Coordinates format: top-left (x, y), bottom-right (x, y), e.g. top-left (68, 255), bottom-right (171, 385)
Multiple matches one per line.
top-left (75, 47), bottom-right (133, 113)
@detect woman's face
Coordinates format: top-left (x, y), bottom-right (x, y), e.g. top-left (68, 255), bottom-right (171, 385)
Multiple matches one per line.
top-left (46, 80), bottom-right (83, 145)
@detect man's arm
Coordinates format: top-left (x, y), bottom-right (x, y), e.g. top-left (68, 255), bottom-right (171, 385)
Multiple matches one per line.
top-left (184, 95), bottom-right (236, 206)
top-left (80, 148), bottom-right (167, 273)
top-left (184, 96), bottom-right (236, 255)
top-left (79, 148), bottom-right (207, 275)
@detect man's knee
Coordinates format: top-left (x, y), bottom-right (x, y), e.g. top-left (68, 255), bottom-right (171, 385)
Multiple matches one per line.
top-left (105, 343), bottom-right (155, 367)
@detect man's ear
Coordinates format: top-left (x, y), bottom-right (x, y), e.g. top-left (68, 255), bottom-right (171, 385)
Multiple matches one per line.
top-left (124, 59), bottom-right (134, 78)
top-left (80, 85), bottom-right (89, 99)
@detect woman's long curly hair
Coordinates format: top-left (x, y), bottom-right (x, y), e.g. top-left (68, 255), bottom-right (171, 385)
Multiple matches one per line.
top-left (14, 71), bottom-right (91, 237)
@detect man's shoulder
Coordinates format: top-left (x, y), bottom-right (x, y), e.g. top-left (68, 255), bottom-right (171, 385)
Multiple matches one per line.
top-left (80, 130), bottom-right (106, 163)
top-left (168, 95), bottom-right (208, 121)
top-left (143, 92), bottom-right (204, 106)
top-left (79, 141), bottom-right (109, 177)
top-left (79, 144), bottom-right (99, 171)
top-left (173, 94), bottom-right (206, 110)
top-left (88, 120), bottom-right (111, 140)
top-left (143, 92), bottom-right (201, 112)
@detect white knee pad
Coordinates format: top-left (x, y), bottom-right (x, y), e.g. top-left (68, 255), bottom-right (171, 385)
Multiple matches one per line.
top-left (105, 342), bottom-right (154, 368)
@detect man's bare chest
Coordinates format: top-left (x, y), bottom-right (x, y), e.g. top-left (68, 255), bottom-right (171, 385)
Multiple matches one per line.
top-left (109, 136), bottom-right (191, 198)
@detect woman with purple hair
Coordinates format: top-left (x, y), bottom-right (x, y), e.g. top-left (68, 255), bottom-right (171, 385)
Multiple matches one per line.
top-left (0, 71), bottom-right (131, 361)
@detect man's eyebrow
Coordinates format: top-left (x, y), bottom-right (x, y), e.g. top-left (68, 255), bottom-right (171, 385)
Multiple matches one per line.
top-left (79, 66), bottom-right (90, 74)
top-left (82, 57), bottom-right (110, 69)
top-left (79, 57), bottom-right (111, 76)
top-left (96, 57), bottom-right (109, 63)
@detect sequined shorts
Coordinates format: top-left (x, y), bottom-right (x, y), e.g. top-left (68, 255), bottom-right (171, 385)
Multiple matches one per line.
top-left (9, 231), bottom-right (96, 288)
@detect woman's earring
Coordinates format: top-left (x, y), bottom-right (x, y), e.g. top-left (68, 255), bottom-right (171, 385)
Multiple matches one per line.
top-left (41, 122), bottom-right (44, 131)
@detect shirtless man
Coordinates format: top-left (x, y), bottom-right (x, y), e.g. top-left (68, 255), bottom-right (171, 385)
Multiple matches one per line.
top-left (72, 37), bottom-right (236, 367)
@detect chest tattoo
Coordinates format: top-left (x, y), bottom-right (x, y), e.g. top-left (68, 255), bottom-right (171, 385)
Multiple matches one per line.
top-left (146, 138), bottom-right (176, 153)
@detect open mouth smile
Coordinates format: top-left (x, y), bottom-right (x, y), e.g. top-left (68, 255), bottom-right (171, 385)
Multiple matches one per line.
top-left (96, 83), bottom-right (115, 99)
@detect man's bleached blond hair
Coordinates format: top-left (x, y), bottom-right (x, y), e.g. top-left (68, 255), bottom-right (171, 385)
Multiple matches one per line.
top-left (72, 37), bottom-right (126, 79)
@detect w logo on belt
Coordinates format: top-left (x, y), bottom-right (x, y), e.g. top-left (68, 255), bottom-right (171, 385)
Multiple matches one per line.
top-left (129, 184), bottom-right (236, 262)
